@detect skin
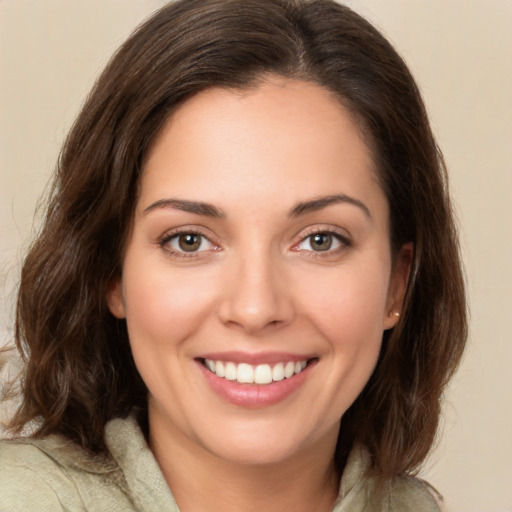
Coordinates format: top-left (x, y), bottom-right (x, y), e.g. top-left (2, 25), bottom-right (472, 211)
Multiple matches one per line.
top-left (108, 77), bottom-right (411, 512)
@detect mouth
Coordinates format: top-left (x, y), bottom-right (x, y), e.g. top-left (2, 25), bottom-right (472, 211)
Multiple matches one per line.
top-left (200, 358), bottom-right (313, 385)
top-left (195, 352), bottom-right (318, 407)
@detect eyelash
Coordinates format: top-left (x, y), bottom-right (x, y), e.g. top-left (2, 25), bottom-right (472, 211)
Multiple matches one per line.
top-left (158, 229), bottom-right (218, 259)
top-left (291, 227), bottom-right (352, 257)
top-left (158, 227), bottom-right (352, 259)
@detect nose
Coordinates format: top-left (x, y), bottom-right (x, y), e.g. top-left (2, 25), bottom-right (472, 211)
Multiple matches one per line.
top-left (217, 252), bottom-right (295, 334)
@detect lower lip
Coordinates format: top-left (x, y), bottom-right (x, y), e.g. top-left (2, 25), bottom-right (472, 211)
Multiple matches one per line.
top-left (197, 360), bottom-right (315, 408)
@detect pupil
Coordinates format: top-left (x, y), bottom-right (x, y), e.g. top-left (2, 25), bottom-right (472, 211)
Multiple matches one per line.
top-left (179, 234), bottom-right (200, 251)
top-left (312, 233), bottom-right (331, 251)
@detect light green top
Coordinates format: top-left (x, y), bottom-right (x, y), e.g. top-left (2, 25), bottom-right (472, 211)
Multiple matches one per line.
top-left (0, 415), bottom-right (441, 511)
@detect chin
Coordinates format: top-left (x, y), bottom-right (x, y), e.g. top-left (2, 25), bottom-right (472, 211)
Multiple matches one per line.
top-left (194, 414), bottom-right (338, 467)
top-left (203, 434), bottom-right (305, 466)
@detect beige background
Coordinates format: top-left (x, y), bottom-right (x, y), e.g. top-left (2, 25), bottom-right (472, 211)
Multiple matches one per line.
top-left (1, 1), bottom-right (511, 511)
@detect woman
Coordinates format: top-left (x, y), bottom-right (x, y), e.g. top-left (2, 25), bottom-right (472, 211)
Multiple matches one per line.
top-left (0, 0), bottom-right (467, 510)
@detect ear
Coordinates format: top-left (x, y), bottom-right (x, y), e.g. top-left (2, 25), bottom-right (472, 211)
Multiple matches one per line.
top-left (383, 242), bottom-right (413, 330)
top-left (106, 278), bottom-right (126, 319)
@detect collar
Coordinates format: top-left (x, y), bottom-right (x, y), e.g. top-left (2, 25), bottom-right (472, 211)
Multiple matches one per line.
top-left (105, 415), bottom-right (180, 512)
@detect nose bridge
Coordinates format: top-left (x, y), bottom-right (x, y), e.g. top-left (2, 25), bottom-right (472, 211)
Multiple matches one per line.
top-left (218, 241), bottom-right (293, 333)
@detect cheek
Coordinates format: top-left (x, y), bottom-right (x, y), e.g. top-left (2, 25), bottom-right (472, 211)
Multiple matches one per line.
top-left (293, 263), bottom-right (389, 395)
top-left (121, 263), bottom-right (218, 349)
top-left (296, 262), bottom-right (390, 337)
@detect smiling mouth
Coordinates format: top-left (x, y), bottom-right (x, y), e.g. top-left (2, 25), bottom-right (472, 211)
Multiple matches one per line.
top-left (200, 358), bottom-right (315, 385)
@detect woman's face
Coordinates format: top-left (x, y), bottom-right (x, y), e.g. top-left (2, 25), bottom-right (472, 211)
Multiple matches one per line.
top-left (108, 78), bottom-right (409, 466)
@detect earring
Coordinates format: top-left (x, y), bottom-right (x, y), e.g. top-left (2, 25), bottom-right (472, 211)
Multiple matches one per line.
top-left (390, 311), bottom-right (400, 318)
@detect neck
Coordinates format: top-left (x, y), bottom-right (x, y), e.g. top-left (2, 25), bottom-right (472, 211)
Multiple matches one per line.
top-left (149, 412), bottom-right (341, 512)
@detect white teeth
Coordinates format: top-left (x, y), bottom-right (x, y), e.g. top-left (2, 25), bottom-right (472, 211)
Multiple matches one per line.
top-left (204, 358), bottom-right (309, 385)
top-left (254, 364), bottom-right (272, 384)
top-left (284, 361), bottom-right (295, 379)
top-left (237, 363), bottom-right (254, 383)
top-left (225, 362), bottom-right (237, 381)
top-left (272, 362), bottom-right (284, 381)
top-left (215, 360), bottom-right (225, 378)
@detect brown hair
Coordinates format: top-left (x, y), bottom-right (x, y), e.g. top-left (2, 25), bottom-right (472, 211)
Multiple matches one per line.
top-left (8, 0), bottom-right (467, 478)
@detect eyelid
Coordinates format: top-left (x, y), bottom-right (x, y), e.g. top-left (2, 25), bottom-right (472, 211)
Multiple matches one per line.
top-left (157, 224), bottom-right (351, 258)
top-left (291, 225), bottom-right (352, 253)
top-left (158, 226), bottom-right (220, 257)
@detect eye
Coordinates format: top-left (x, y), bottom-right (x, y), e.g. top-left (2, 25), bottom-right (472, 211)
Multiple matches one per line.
top-left (294, 231), bottom-right (349, 253)
top-left (162, 232), bottom-right (216, 254)
top-left (306, 233), bottom-right (335, 252)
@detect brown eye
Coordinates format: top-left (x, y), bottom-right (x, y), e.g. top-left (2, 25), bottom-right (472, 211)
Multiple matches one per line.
top-left (161, 231), bottom-right (216, 257)
top-left (294, 230), bottom-right (349, 254)
top-left (178, 233), bottom-right (202, 252)
top-left (310, 233), bottom-right (333, 251)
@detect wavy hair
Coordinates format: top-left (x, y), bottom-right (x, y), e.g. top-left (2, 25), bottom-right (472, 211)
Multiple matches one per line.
top-left (8, 0), bottom-right (467, 478)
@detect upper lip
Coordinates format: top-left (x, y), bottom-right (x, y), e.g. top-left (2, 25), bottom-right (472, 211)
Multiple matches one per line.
top-left (196, 351), bottom-right (316, 365)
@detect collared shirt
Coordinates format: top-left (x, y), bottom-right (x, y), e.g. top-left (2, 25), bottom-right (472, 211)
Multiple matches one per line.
top-left (0, 414), bottom-right (441, 511)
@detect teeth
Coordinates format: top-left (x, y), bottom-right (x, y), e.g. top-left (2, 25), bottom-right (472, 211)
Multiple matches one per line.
top-left (215, 360), bottom-right (225, 378)
top-left (284, 361), bottom-right (295, 379)
top-left (272, 363), bottom-right (284, 381)
top-left (237, 363), bottom-right (254, 383)
top-left (254, 364), bottom-right (272, 384)
top-left (204, 358), bottom-right (309, 385)
top-left (225, 362), bottom-right (237, 381)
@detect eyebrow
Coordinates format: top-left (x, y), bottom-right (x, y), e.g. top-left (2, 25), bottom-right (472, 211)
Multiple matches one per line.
top-left (288, 194), bottom-right (371, 219)
top-left (143, 193), bottom-right (370, 219)
top-left (143, 198), bottom-right (224, 218)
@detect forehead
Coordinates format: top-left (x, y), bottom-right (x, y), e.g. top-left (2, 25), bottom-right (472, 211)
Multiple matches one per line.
top-left (140, 78), bottom-right (385, 218)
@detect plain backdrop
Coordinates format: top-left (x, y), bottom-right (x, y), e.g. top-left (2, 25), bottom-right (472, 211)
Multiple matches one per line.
top-left (1, 1), bottom-right (511, 511)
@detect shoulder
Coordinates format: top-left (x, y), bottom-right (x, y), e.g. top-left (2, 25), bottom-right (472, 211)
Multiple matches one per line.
top-left (336, 445), bottom-right (443, 512)
top-left (387, 475), bottom-right (443, 512)
top-left (0, 437), bottom-right (77, 511)
top-left (0, 435), bottom-right (132, 512)
top-left (355, 473), bottom-right (443, 512)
